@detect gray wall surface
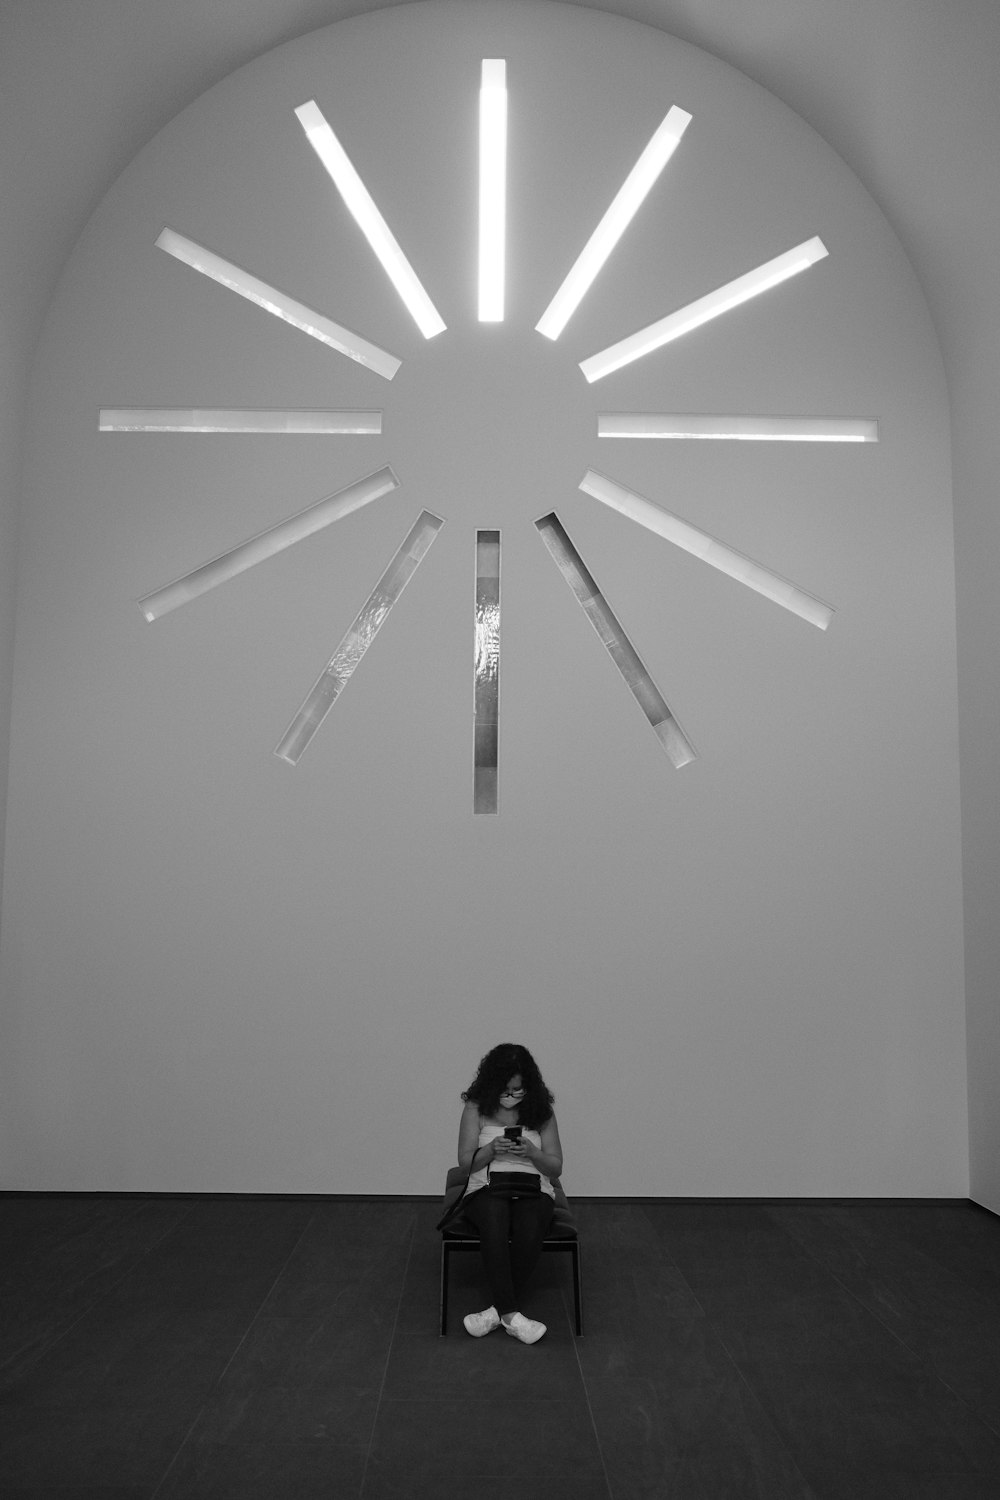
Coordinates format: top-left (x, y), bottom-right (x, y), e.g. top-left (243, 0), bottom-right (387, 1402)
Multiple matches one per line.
top-left (0, 0), bottom-right (995, 1208)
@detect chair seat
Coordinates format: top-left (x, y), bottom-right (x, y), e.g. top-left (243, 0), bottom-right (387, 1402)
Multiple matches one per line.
top-left (439, 1163), bottom-right (578, 1236)
top-left (442, 1201), bottom-right (578, 1239)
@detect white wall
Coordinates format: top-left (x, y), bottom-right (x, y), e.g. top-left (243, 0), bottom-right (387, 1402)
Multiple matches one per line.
top-left (0, 1), bottom-right (967, 1195)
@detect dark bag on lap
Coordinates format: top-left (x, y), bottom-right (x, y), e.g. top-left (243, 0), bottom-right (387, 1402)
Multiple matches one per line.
top-left (488, 1171), bottom-right (542, 1196)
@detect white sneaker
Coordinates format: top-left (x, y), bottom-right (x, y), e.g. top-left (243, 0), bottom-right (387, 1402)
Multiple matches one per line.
top-left (502, 1312), bottom-right (547, 1344)
top-left (463, 1305), bottom-right (501, 1337)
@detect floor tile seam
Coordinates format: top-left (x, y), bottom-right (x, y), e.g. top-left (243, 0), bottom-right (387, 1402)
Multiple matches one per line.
top-left (146, 1205), bottom-right (322, 1500)
top-left (760, 1210), bottom-right (941, 1361)
top-left (722, 1342), bottom-right (1000, 1461)
top-left (632, 1203), bottom-right (730, 1320)
top-left (0, 1202), bottom-right (207, 1385)
top-left (37, 1195), bottom-right (150, 1262)
top-left (697, 1333), bottom-right (828, 1495)
top-left (359, 1212), bottom-right (418, 1499)
top-left (0, 1199), bottom-right (193, 1315)
top-left (566, 1285), bottom-right (627, 1500)
top-left (903, 1366), bottom-right (1000, 1455)
top-left (810, 1266), bottom-right (996, 1376)
top-left (770, 1207), bottom-right (1000, 1308)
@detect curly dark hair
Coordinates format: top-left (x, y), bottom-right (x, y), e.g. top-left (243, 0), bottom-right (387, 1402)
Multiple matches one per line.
top-left (462, 1042), bottom-right (554, 1131)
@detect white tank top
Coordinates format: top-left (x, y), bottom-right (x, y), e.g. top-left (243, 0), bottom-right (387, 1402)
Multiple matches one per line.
top-left (465, 1121), bottom-right (556, 1199)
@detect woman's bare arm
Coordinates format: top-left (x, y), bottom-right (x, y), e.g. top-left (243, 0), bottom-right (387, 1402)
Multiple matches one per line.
top-left (520, 1114), bottom-right (563, 1179)
top-left (458, 1099), bottom-right (500, 1173)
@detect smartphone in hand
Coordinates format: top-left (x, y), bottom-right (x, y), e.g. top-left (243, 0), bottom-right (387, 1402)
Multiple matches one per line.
top-left (504, 1126), bottom-right (523, 1140)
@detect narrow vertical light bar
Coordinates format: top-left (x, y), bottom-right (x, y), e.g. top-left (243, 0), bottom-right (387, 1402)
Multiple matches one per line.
top-left (598, 413), bottom-right (879, 442)
top-left (535, 512), bottom-right (696, 769)
top-left (294, 101), bottom-right (446, 339)
top-left (474, 530), bottom-right (501, 813)
top-left (478, 59), bottom-right (507, 322)
top-left (138, 465), bottom-right (399, 622)
top-left (535, 104), bottom-right (691, 340)
top-left (275, 510), bottom-right (443, 765)
top-left (580, 236), bottom-right (829, 383)
top-left (156, 229), bottom-right (401, 378)
top-left (579, 469), bottom-right (834, 629)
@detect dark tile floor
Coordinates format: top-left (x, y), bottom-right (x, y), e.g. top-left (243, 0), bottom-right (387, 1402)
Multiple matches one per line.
top-left (1, 1194), bottom-right (999, 1497)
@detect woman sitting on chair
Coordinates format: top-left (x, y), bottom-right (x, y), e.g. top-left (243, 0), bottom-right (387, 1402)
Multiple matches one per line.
top-left (457, 1042), bottom-right (563, 1345)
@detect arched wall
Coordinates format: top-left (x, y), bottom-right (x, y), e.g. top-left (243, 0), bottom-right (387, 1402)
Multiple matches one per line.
top-left (0, 0), bottom-right (965, 1193)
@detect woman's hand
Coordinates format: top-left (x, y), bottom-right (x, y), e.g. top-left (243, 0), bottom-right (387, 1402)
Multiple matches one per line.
top-left (494, 1136), bottom-right (530, 1160)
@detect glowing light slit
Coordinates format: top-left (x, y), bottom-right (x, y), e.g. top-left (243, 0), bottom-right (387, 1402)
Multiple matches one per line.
top-left (580, 236), bottom-right (829, 383)
top-left (535, 512), bottom-right (696, 769)
top-left (536, 104), bottom-right (691, 341)
top-left (474, 530), bottom-right (501, 813)
top-left (580, 469), bottom-right (833, 630)
top-left (478, 60), bottom-right (507, 322)
top-left (599, 413), bottom-right (878, 443)
top-left (156, 229), bottom-right (401, 379)
top-left (295, 101), bottom-right (445, 340)
top-left (275, 510), bottom-right (444, 765)
top-left (102, 409), bottom-right (382, 435)
top-left (138, 465), bottom-right (399, 623)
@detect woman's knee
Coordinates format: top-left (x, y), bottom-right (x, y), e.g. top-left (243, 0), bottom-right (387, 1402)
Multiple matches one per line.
top-left (511, 1200), bottom-right (553, 1238)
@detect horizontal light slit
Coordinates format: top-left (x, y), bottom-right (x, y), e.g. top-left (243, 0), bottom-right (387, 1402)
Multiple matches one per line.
top-left (156, 228), bottom-right (401, 380)
top-left (101, 409), bottom-right (382, 435)
top-left (535, 512), bottom-right (696, 769)
top-left (599, 413), bottom-right (878, 443)
top-left (275, 510), bottom-right (444, 765)
top-left (474, 529), bottom-right (501, 813)
top-left (579, 469), bottom-right (833, 630)
top-left (138, 465), bottom-right (399, 622)
top-left (536, 104), bottom-right (691, 341)
top-left (295, 101), bottom-right (446, 340)
top-left (580, 236), bottom-right (828, 383)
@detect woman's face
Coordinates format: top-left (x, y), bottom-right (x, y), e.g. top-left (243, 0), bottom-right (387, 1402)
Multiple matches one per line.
top-left (499, 1074), bottom-right (526, 1110)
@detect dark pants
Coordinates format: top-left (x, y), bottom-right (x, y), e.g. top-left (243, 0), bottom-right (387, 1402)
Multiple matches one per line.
top-left (462, 1188), bottom-right (555, 1314)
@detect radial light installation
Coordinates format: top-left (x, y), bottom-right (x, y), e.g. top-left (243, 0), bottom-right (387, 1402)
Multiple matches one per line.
top-left (114, 56), bottom-right (875, 801)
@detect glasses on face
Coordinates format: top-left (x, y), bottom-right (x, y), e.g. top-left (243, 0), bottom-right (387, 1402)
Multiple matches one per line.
top-left (500, 1086), bottom-right (526, 1098)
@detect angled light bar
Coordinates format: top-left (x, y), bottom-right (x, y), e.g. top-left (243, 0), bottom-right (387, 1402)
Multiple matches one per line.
top-left (157, 229), bottom-right (399, 378)
top-left (101, 408), bottom-right (382, 435)
top-left (580, 236), bottom-right (829, 383)
top-left (295, 101), bottom-right (445, 340)
top-left (599, 413), bottom-right (878, 443)
top-left (536, 104), bottom-right (691, 341)
top-left (138, 465), bottom-right (399, 622)
top-left (275, 509), bottom-right (444, 765)
top-left (478, 60), bottom-right (508, 322)
top-left (580, 470), bottom-right (833, 630)
top-left (535, 512), bottom-right (696, 769)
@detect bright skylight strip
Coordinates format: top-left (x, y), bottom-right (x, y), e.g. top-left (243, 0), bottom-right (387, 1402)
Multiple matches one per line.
top-left (275, 510), bottom-right (444, 765)
top-left (579, 469), bottom-right (833, 630)
top-left (478, 60), bottom-right (507, 322)
top-left (535, 512), bottom-right (696, 769)
top-left (138, 465), bottom-right (399, 623)
top-left (294, 101), bottom-right (445, 340)
top-left (156, 229), bottom-right (400, 379)
top-left (536, 104), bottom-right (691, 341)
top-left (101, 408), bottom-right (382, 435)
top-left (580, 236), bottom-right (829, 383)
top-left (599, 413), bottom-right (878, 442)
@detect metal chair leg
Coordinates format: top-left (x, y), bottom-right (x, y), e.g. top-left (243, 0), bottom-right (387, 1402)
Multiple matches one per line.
top-left (571, 1241), bottom-right (583, 1335)
top-left (440, 1243), bottom-right (450, 1335)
